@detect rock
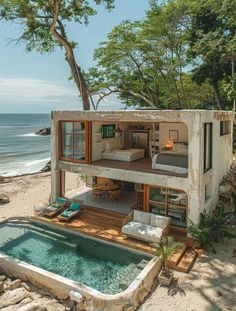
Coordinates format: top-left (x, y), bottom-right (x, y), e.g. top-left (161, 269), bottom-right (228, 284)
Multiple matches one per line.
top-left (35, 127), bottom-right (51, 136)
top-left (0, 288), bottom-right (29, 308)
top-left (0, 274), bottom-right (6, 281)
top-left (0, 281), bottom-right (4, 294)
top-left (0, 193), bottom-right (10, 204)
top-left (40, 161), bottom-right (51, 172)
top-left (1, 298), bottom-right (33, 311)
top-left (44, 300), bottom-right (65, 311)
top-left (21, 282), bottom-right (33, 292)
top-left (17, 303), bottom-right (48, 311)
top-left (10, 279), bottom-right (21, 290)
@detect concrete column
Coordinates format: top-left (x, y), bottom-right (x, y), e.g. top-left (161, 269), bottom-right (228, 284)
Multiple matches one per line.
top-left (50, 112), bottom-right (61, 201)
top-left (187, 113), bottom-right (202, 224)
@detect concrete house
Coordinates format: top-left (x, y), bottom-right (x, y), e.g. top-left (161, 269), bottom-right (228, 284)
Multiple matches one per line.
top-left (51, 109), bottom-right (233, 234)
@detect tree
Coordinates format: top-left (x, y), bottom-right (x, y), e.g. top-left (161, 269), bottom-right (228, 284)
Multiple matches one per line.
top-left (186, 0), bottom-right (236, 109)
top-left (0, 0), bottom-right (114, 110)
top-left (87, 0), bottom-right (213, 109)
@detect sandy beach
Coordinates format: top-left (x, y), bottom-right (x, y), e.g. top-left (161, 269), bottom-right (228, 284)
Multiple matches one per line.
top-left (0, 172), bottom-right (236, 311)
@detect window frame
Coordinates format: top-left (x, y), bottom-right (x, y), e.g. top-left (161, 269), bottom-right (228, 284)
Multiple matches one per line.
top-left (220, 120), bottom-right (230, 136)
top-left (59, 120), bottom-right (91, 164)
top-left (145, 185), bottom-right (188, 229)
top-left (204, 122), bottom-right (213, 173)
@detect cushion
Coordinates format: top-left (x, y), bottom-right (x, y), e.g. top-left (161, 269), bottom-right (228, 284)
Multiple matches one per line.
top-left (150, 214), bottom-right (169, 228)
top-left (133, 211), bottom-right (151, 225)
top-left (60, 210), bottom-right (73, 218)
top-left (144, 225), bottom-right (163, 242)
top-left (122, 221), bottom-right (147, 238)
top-left (55, 197), bottom-right (66, 204)
top-left (69, 202), bottom-right (80, 212)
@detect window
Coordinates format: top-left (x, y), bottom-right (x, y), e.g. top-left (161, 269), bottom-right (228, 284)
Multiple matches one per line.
top-left (148, 186), bottom-right (187, 228)
top-left (220, 121), bottom-right (230, 136)
top-left (102, 124), bottom-right (116, 139)
top-left (204, 123), bottom-right (212, 173)
top-left (60, 121), bottom-right (89, 163)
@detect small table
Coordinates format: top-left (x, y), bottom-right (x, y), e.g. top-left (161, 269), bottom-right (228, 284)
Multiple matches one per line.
top-left (93, 182), bottom-right (119, 192)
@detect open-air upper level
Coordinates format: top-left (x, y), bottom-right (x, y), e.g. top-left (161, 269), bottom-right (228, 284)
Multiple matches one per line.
top-left (51, 109), bottom-right (233, 188)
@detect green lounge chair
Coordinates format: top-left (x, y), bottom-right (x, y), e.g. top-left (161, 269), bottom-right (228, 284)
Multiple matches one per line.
top-left (58, 201), bottom-right (83, 222)
top-left (42, 197), bottom-right (70, 218)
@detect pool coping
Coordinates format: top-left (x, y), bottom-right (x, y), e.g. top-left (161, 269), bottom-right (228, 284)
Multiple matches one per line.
top-left (0, 217), bottom-right (162, 311)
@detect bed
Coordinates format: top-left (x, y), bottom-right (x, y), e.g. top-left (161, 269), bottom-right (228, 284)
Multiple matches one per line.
top-left (101, 138), bottom-right (145, 162)
top-left (152, 152), bottom-right (188, 174)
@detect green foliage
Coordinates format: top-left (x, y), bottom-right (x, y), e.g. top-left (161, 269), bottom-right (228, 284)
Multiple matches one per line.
top-left (154, 236), bottom-right (182, 270)
top-left (87, 0), bottom-right (236, 110)
top-left (188, 219), bottom-right (210, 248)
top-left (188, 207), bottom-right (236, 247)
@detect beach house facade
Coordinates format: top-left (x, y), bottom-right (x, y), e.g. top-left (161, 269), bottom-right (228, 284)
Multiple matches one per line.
top-left (50, 110), bottom-right (233, 232)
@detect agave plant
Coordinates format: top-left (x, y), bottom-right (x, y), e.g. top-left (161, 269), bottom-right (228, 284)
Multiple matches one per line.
top-left (154, 236), bottom-right (182, 275)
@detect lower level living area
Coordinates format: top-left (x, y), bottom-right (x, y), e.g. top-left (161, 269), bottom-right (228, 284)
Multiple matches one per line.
top-left (63, 173), bottom-right (188, 230)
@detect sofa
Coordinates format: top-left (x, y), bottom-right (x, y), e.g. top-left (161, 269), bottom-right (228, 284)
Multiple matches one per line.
top-left (121, 210), bottom-right (171, 243)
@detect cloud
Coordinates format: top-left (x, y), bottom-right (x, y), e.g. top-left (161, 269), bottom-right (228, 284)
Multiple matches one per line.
top-left (0, 78), bottom-right (78, 104)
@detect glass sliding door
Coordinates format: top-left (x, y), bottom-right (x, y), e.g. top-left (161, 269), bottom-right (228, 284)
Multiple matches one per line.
top-left (148, 186), bottom-right (187, 228)
top-left (60, 121), bottom-right (89, 163)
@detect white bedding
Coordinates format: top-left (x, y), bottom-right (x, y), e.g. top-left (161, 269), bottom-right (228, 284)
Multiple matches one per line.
top-left (102, 148), bottom-right (145, 162)
top-left (152, 163), bottom-right (188, 174)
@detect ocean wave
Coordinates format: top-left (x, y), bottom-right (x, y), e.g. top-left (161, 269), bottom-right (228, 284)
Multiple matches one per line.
top-left (0, 157), bottom-right (50, 177)
top-left (18, 132), bottom-right (41, 137)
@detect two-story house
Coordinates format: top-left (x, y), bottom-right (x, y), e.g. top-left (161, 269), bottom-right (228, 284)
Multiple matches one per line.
top-left (50, 109), bottom-right (233, 234)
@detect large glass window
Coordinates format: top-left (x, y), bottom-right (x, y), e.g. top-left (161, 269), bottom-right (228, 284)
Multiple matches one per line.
top-left (60, 121), bottom-right (89, 162)
top-left (149, 187), bottom-right (187, 228)
top-left (204, 123), bottom-right (212, 173)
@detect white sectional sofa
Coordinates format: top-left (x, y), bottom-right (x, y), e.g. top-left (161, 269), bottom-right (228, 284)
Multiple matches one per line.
top-left (121, 210), bottom-right (171, 243)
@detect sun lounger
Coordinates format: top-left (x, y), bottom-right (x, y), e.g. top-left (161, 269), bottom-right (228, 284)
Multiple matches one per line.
top-left (58, 201), bottom-right (83, 222)
top-left (42, 197), bottom-right (70, 218)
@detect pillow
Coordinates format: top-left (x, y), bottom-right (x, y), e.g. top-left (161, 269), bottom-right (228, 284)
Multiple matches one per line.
top-left (150, 214), bottom-right (169, 228)
top-left (55, 197), bottom-right (66, 204)
top-left (133, 211), bottom-right (151, 225)
top-left (69, 202), bottom-right (81, 212)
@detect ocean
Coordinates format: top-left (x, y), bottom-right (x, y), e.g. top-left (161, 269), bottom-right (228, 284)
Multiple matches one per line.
top-left (0, 114), bottom-right (51, 177)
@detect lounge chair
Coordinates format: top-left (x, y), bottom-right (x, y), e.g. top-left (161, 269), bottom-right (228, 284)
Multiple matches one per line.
top-left (58, 201), bottom-right (83, 222)
top-left (42, 197), bottom-right (70, 218)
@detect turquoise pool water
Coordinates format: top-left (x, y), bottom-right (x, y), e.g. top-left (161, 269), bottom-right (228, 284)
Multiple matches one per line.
top-left (0, 221), bottom-right (150, 294)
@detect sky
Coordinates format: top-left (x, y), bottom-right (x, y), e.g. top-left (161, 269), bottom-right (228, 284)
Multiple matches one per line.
top-left (0, 1), bottom-right (150, 113)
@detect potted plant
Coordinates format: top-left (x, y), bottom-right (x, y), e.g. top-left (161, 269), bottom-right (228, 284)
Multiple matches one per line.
top-left (154, 236), bottom-right (182, 286)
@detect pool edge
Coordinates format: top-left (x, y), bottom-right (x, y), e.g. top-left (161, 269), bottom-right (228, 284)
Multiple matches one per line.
top-left (0, 217), bottom-right (162, 311)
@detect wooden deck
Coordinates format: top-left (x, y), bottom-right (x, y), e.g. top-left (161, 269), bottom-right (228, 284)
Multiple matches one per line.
top-left (92, 158), bottom-right (187, 178)
top-left (34, 206), bottom-right (153, 254)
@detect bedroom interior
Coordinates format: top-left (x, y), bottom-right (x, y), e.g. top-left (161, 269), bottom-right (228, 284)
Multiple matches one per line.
top-left (91, 121), bottom-right (188, 175)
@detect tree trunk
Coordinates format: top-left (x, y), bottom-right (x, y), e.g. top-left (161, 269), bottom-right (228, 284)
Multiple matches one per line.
top-left (212, 82), bottom-right (222, 110)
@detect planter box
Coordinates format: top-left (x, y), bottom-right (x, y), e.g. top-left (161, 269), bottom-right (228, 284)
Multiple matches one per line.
top-left (158, 270), bottom-right (173, 286)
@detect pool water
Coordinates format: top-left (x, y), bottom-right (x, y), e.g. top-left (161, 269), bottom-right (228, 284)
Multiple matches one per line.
top-left (0, 221), bottom-right (150, 294)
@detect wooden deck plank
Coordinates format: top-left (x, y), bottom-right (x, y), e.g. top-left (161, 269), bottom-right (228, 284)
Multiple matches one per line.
top-left (176, 248), bottom-right (197, 272)
top-left (34, 206), bottom-right (153, 254)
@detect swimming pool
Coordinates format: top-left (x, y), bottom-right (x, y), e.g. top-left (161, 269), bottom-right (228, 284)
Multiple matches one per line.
top-left (0, 219), bottom-right (161, 311)
top-left (0, 220), bottom-right (151, 294)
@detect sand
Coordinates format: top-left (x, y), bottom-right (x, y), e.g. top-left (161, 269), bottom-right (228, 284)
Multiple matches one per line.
top-left (0, 172), bottom-right (236, 311)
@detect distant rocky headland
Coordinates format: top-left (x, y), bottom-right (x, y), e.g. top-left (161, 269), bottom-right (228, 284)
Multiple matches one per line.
top-left (35, 127), bottom-right (51, 136)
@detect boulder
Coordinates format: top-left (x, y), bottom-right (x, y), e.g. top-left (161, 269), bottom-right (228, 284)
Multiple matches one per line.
top-left (44, 300), bottom-right (66, 311)
top-left (0, 193), bottom-right (10, 204)
top-left (35, 127), bottom-right (51, 136)
top-left (17, 303), bottom-right (48, 311)
top-left (0, 275), bottom-right (7, 282)
top-left (10, 279), bottom-right (21, 290)
top-left (40, 161), bottom-right (51, 172)
top-left (0, 288), bottom-right (29, 308)
top-left (1, 298), bottom-right (33, 311)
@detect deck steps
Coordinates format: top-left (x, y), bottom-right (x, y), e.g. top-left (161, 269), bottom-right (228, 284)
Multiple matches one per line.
top-left (167, 246), bottom-right (197, 273)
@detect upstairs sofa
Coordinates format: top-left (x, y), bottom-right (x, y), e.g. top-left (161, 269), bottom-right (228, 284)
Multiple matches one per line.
top-left (121, 210), bottom-right (171, 243)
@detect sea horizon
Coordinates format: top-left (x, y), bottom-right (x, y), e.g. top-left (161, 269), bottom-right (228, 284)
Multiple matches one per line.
top-left (0, 113), bottom-right (51, 177)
